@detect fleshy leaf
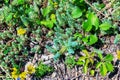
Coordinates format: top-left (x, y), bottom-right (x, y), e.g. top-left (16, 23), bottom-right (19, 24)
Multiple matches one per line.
top-left (82, 50), bottom-right (89, 57)
top-left (99, 22), bottom-right (111, 30)
top-left (96, 62), bottom-right (102, 69)
top-left (83, 65), bottom-right (88, 74)
top-left (105, 62), bottom-right (114, 72)
top-left (88, 35), bottom-right (98, 45)
top-left (87, 13), bottom-right (99, 30)
top-left (114, 34), bottom-right (120, 44)
top-left (82, 20), bottom-right (92, 32)
top-left (41, 6), bottom-right (51, 17)
top-left (41, 20), bottom-right (54, 29)
top-left (97, 53), bottom-right (103, 60)
top-left (100, 63), bottom-right (107, 76)
top-left (68, 48), bottom-right (74, 54)
top-left (104, 54), bottom-right (113, 61)
top-left (90, 70), bottom-right (95, 76)
top-left (72, 7), bottom-right (82, 18)
top-left (20, 16), bottom-right (29, 27)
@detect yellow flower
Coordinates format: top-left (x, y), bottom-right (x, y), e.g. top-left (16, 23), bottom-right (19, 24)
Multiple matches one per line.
top-left (17, 27), bottom-right (26, 35)
top-left (117, 50), bottom-right (120, 60)
top-left (11, 68), bottom-right (27, 80)
top-left (19, 71), bottom-right (27, 80)
top-left (11, 68), bottom-right (19, 79)
top-left (50, 14), bottom-right (56, 23)
top-left (25, 62), bottom-right (35, 74)
top-left (50, 14), bottom-right (56, 19)
top-left (53, 2), bottom-right (58, 8)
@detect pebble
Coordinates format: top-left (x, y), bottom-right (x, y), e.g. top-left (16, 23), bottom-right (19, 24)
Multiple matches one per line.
top-left (110, 36), bottom-right (114, 43)
top-left (103, 45), bottom-right (107, 49)
top-left (43, 60), bottom-right (51, 64)
top-left (30, 42), bottom-right (34, 48)
top-left (48, 54), bottom-right (54, 59)
top-left (41, 55), bottom-right (49, 61)
top-left (51, 72), bottom-right (57, 78)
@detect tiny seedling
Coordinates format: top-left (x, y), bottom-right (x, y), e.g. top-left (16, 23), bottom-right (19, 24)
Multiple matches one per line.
top-left (96, 53), bottom-right (114, 76)
top-left (77, 50), bottom-right (95, 74)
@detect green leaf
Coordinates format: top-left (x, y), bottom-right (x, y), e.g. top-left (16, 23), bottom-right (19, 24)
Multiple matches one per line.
top-left (71, 41), bottom-right (78, 47)
top-left (17, 0), bottom-right (25, 4)
top-left (83, 65), bottom-right (88, 74)
top-left (78, 56), bottom-right (86, 61)
top-left (94, 48), bottom-right (103, 54)
top-left (91, 52), bottom-right (95, 57)
top-left (50, 14), bottom-right (56, 23)
top-left (96, 62), bottom-right (102, 68)
top-left (54, 52), bottom-right (61, 60)
top-left (12, 0), bottom-right (25, 5)
top-left (41, 6), bottom-right (51, 17)
top-left (5, 13), bottom-right (13, 22)
top-left (20, 16), bottom-right (29, 27)
top-left (56, 11), bottom-right (65, 26)
top-left (68, 48), bottom-right (74, 54)
top-left (74, 33), bottom-right (82, 38)
top-left (97, 53), bottom-right (103, 60)
top-left (82, 36), bottom-right (88, 43)
top-left (105, 62), bottom-right (114, 72)
top-left (90, 58), bottom-right (94, 64)
top-left (90, 70), bottom-right (95, 76)
top-left (99, 22), bottom-right (111, 30)
top-left (100, 63), bottom-right (107, 76)
top-left (82, 50), bottom-right (89, 57)
top-left (85, 59), bottom-right (89, 65)
top-left (72, 7), bottom-right (82, 18)
top-left (104, 54), bottom-right (113, 61)
top-left (88, 35), bottom-right (98, 45)
top-left (4, 0), bottom-right (9, 3)
top-left (82, 20), bottom-right (92, 32)
top-left (3, 47), bottom-right (11, 55)
top-left (33, 1), bottom-right (39, 13)
top-left (114, 34), bottom-right (120, 44)
top-left (41, 20), bottom-right (54, 29)
top-left (0, 10), bottom-right (4, 23)
top-left (87, 13), bottom-right (99, 30)
top-left (36, 19), bottom-right (41, 25)
top-left (77, 61), bottom-right (84, 65)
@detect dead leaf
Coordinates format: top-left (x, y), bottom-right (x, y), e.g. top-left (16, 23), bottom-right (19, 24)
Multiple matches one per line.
top-left (117, 50), bottom-right (120, 60)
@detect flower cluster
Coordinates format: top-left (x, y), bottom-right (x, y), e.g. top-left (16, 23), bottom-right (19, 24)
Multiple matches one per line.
top-left (11, 62), bottom-right (35, 80)
top-left (17, 27), bottom-right (26, 35)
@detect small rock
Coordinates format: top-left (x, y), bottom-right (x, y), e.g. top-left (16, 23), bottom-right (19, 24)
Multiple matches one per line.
top-left (48, 54), bottom-right (54, 59)
top-left (110, 36), bottom-right (114, 43)
top-left (43, 60), bottom-right (51, 64)
top-left (103, 45), bottom-right (107, 49)
top-left (30, 42), bottom-right (34, 48)
top-left (51, 72), bottom-right (57, 78)
top-left (41, 55), bottom-right (49, 61)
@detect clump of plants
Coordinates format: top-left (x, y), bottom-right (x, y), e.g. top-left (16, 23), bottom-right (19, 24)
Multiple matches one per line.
top-left (77, 50), bottom-right (114, 76)
top-left (35, 62), bottom-right (54, 78)
top-left (10, 61), bottom-right (54, 80)
top-left (65, 56), bottom-right (76, 68)
top-left (11, 62), bottom-right (35, 80)
top-left (0, 0), bottom-right (120, 79)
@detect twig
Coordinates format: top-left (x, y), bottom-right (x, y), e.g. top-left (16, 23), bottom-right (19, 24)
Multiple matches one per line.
top-left (75, 66), bottom-right (78, 80)
top-left (99, 0), bottom-right (116, 18)
top-left (0, 65), bottom-right (12, 79)
top-left (71, 74), bottom-right (82, 80)
top-left (97, 2), bottom-right (112, 17)
top-left (112, 6), bottom-right (120, 14)
top-left (84, 0), bottom-right (106, 17)
top-left (0, 76), bottom-right (5, 78)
